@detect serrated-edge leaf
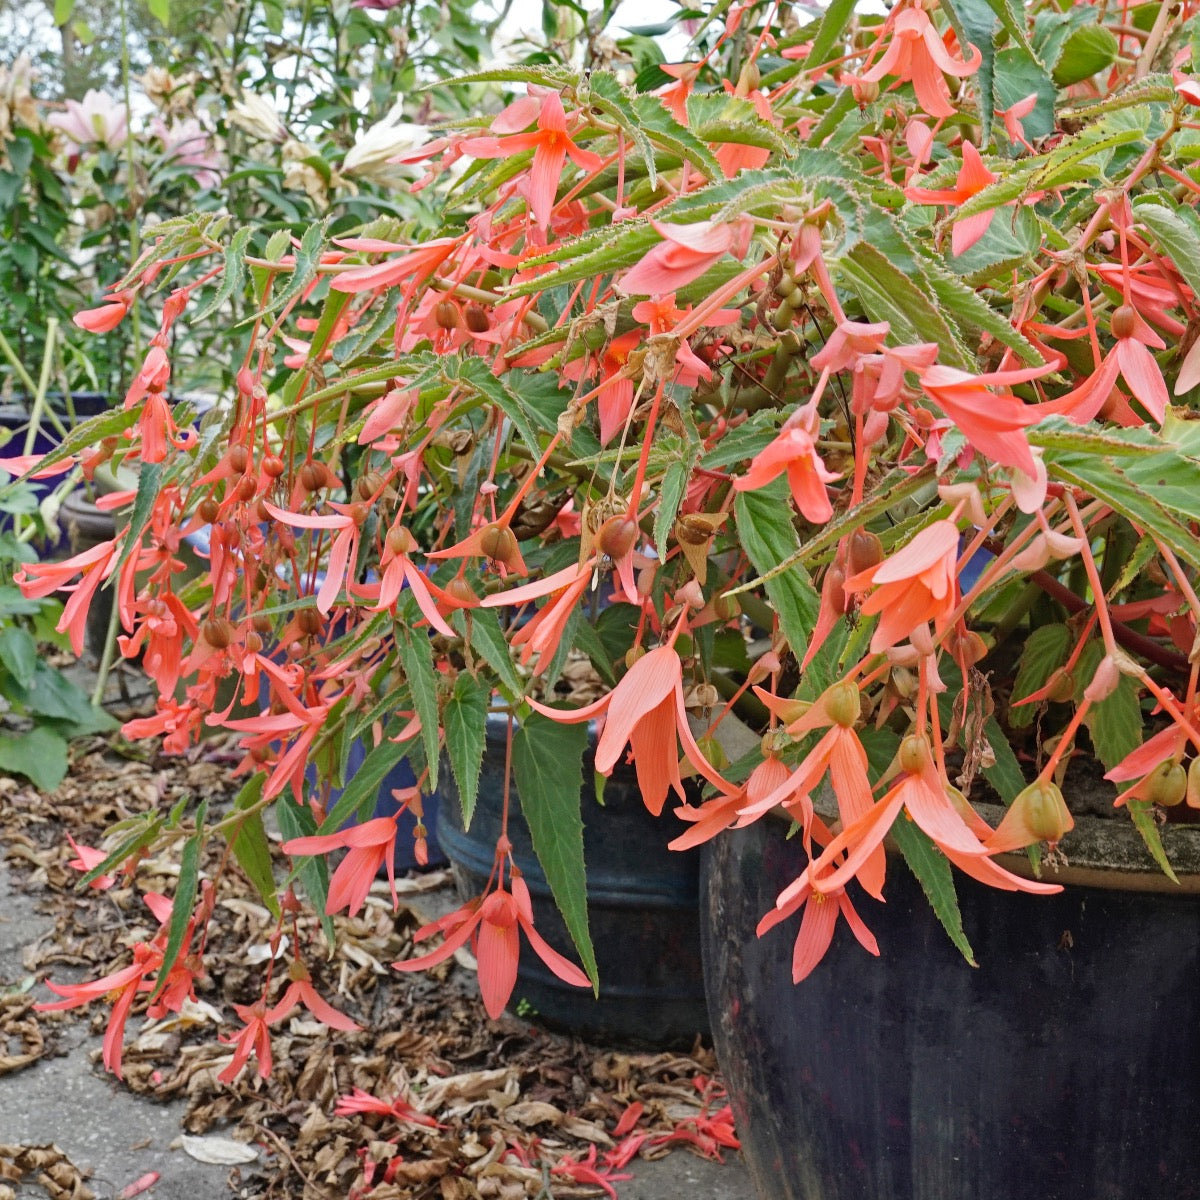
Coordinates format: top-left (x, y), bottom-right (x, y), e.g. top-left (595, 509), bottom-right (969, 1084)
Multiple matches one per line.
top-left (224, 774), bottom-right (280, 918)
top-left (807, 0), bottom-right (858, 67)
top-left (114, 461), bottom-right (163, 574)
top-left (276, 798), bottom-right (336, 947)
top-left (396, 620), bottom-right (440, 791)
top-left (926, 260), bottom-right (1045, 365)
top-left (1132, 199), bottom-right (1200, 305)
top-left (734, 483), bottom-right (819, 658)
top-left (980, 716), bottom-right (1028, 804)
top-left (444, 672), bottom-right (489, 829)
top-left (192, 226), bottom-right (253, 323)
top-left (840, 242), bottom-right (971, 368)
top-left (149, 798), bottom-right (206, 1002)
top-left (512, 717), bottom-right (597, 989)
top-left (458, 358), bottom-right (542, 452)
top-left (78, 815), bottom-right (162, 887)
top-left (454, 607), bottom-right (525, 699)
top-left (1009, 622), bottom-right (1072, 727)
top-left (1126, 799), bottom-right (1180, 885)
top-left (891, 815), bottom-right (978, 966)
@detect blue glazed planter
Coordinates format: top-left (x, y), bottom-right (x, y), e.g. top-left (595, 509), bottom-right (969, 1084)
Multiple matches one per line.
top-left (701, 807), bottom-right (1200, 1200)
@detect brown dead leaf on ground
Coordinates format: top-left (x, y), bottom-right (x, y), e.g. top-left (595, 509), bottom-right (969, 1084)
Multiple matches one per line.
top-left (0, 1143), bottom-right (96, 1200)
top-left (1, 734), bottom-right (739, 1199)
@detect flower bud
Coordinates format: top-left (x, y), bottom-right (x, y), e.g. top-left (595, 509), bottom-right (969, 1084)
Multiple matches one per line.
top-left (1110, 305), bottom-right (1137, 341)
top-left (479, 523), bottom-right (517, 563)
top-left (846, 528), bottom-right (883, 576)
top-left (597, 516), bottom-right (638, 559)
top-left (1083, 655), bottom-right (1120, 703)
top-left (201, 616), bottom-right (234, 649)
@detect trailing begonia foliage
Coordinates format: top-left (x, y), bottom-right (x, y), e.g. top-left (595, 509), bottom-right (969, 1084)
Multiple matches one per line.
top-left (17, 0), bottom-right (1200, 1079)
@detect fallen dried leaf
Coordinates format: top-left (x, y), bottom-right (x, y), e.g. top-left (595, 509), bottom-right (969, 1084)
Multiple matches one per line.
top-left (179, 1134), bottom-right (259, 1165)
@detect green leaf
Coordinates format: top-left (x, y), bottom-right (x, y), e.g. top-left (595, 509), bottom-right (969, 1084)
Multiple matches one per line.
top-left (1132, 199), bottom-right (1200, 305)
top-left (1052, 23), bottom-right (1119, 86)
top-left (1009, 623), bottom-right (1072, 727)
top-left (396, 619), bottom-right (440, 791)
top-left (733, 481), bottom-right (819, 658)
top-left (77, 813), bottom-right (161, 887)
top-left (0, 727), bottom-right (69, 792)
top-left (927, 258), bottom-right (1045, 365)
top-left (276, 798), bottom-right (336, 947)
top-left (806, 0), bottom-right (857, 68)
top-left (146, 0), bottom-right (169, 25)
top-left (53, 0), bottom-right (75, 25)
top-left (0, 625), bottom-right (37, 687)
top-left (839, 242), bottom-right (970, 369)
top-left (223, 775), bottom-right (280, 918)
top-left (1126, 799), bottom-right (1179, 886)
top-left (891, 815), bottom-right (977, 966)
top-left (939, 0), bottom-right (1001, 141)
top-left (457, 358), bottom-right (542, 453)
top-left (115, 461), bottom-right (163, 574)
top-left (512, 715), bottom-right (597, 989)
top-left (444, 672), bottom-right (489, 829)
top-left (192, 226), bottom-right (253, 323)
top-left (149, 799), bottom-right (206, 1003)
top-left (455, 607), bottom-right (525, 699)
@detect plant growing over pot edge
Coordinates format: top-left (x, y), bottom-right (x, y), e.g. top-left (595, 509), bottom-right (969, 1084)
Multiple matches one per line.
top-left (14, 0), bottom-right (1200, 1139)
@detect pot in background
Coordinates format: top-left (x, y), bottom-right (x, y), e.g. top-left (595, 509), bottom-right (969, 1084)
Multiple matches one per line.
top-left (437, 717), bottom-right (710, 1048)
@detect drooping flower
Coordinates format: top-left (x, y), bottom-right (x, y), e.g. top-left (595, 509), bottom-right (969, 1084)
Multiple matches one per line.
top-left (218, 1001), bottom-right (275, 1084)
top-left (733, 410), bottom-right (840, 523)
top-left (904, 142), bottom-right (999, 256)
top-left (267, 966), bottom-right (360, 1032)
top-left (845, 520), bottom-right (961, 653)
top-left (619, 220), bottom-right (736, 297)
top-left (527, 644), bottom-right (730, 816)
top-left (861, 8), bottom-right (982, 119)
top-left (394, 875), bottom-right (590, 1019)
top-left (281, 815), bottom-right (401, 918)
top-left (459, 91), bottom-right (604, 230)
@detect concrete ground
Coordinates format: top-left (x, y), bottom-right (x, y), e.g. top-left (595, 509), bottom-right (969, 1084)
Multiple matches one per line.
top-left (0, 856), bottom-right (751, 1199)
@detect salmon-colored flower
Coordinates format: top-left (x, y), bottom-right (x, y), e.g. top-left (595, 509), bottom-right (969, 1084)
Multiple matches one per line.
top-left (482, 560), bottom-right (595, 675)
top-left (756, 875), bottom-right (879, 984)
top-left (281, 815), bottom-right (401, 918)
top-left (329, 236), bottom-right (460, 294)
top-left (335, 1087), bottom-right (440, 1128)
top-left (527, 644), bottom-right (729, 816)
top-left (15, 539), bottom-right (118, 657)
top-left (998, 92), bottom-right (1038, 151)
top-left (218, 1001), bottom-right (275, 1084)
top-left (1046, 305), bottom-right (1168, 424)
top-left (66, 834), bottom-right (115, 890)
top-left (733, 410), bottom-right (839, 522)
top-left (268, 971), bottom-right (359, 1032)
top-left (916, 357), bottom-right (1061, 474)
top-left (394, 875), bottom-right (590, 1019)
top-left (460, 91), bottom-right (604, 230)
top-left (861, 7), bottom-right (982, 119)
top-left (74, 293), bottom-right (131, 333)
top-left (905, 142), bottom-right (998, 256)
top-left (620, 220), bottom-right (736, 297)
top-left (845, 519), bottom-right (960, 652)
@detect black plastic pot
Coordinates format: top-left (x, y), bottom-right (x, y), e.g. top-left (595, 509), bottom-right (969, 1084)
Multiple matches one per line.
top-left (701, 808), bottom-right (1200, 1200)
top-left (437, 717), bottom-right (709, 1047)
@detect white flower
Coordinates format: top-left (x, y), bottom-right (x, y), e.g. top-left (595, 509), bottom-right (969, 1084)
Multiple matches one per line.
top-left (341, 99), bottom-right (429, 182)
top-left (229, 93), bottom-right (287, 143)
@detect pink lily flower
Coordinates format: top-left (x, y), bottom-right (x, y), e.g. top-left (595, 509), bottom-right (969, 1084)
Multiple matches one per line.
top-left (49, 89), bottom-right (128, 150)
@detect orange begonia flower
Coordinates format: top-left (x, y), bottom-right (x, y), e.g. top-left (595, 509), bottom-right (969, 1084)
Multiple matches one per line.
top-left (527, 644), bottom-right (729, 816)
top-left (905, 142), bottom-right (998, 256)
top-left (861, 7), bottom-right (982, 119)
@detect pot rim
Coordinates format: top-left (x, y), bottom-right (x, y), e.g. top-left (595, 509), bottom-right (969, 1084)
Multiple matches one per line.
top-left (791, 793), bottom-right (1200, 895)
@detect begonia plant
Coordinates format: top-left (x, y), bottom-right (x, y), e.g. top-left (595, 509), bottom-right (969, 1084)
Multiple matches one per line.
top-left (17, 0), bottom-right (1200, 1091)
